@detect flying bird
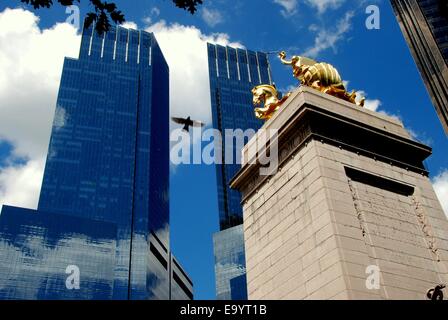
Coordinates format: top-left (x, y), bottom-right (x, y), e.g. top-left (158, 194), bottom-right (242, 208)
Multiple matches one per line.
top-left (171, 116), bottom-right (205, 132)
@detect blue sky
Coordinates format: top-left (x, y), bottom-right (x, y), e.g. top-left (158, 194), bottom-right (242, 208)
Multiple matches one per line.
top-left (0, 0), bottom-right (447, 300)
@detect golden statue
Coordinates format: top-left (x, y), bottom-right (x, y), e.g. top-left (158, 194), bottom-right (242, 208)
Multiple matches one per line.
top-left (279, 51), bottom-right (365, 107)
top-left (252, 84), bottom-right (291, 120)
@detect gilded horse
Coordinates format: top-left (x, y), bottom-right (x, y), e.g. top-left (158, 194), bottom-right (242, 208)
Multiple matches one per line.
top-left (279, 51), bottom-right (364, 107)
top-left (252, 84), bottom-right (291, 120)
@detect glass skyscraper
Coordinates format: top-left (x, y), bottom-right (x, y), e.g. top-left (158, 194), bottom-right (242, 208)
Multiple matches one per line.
top-left (213, 224), bottom-right (247, 300)
top-left (207, 43), bottom-right (273, 299)
top-left (0, 206), bottom-right (117, 299)
top-left (0, 24), bottom-right (192, 300)
top-left (391, 0), bottom-right (448, 134)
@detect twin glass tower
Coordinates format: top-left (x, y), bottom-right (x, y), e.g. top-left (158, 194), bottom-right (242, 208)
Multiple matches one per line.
top-left (0, 24), bottom-right (192, 300)
top-left (0, 22), bottom-right (272, 300)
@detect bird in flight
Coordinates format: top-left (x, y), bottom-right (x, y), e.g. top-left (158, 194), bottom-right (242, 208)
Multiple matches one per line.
top-left (171, 116), bottom-right (205, 132)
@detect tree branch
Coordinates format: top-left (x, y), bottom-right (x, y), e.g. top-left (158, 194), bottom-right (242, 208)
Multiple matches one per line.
top-left (20, 0), bottom-right (204, 34)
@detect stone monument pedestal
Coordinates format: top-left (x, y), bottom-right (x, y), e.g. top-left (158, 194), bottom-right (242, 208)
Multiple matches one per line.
top-left (231, 86), bottom-right (448, 300)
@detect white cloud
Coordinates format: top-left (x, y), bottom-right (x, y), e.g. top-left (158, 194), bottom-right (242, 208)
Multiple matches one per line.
top-left (201, 8), bottom-right (224, 27)
top-left (352, 89), bottom-right (431, 145)
top-left (345, 86), bottom-right (404, 124)
top-left (433, 170), bottom-right (448, 217)
top-left (355, 90), bottom-right (381, 112)
top-left (0, 8), bottom-right (80, 160)
top-left (121, 21), bottom-right (138, 30)
top-left (305, 0), bottom-right (346, 13)
top-left (0, 7), bottom-right (244, 212)
top-left (358, 93), bottom-right (402, 123)
top-left (273, 0), bottom-right (298, 17)
top-left (405, 128), bottom-right (433, 145)
top-left (0, 8), bottom-right (80, 212)
top-left (349, 90), bottom-right (430, 145)
top-left (146, 20), bottom-right (243, 126)
top-left (303, 11), bottom-right (354, 58)
top-left (363, 99), bottom-right (382, 112)
top-left (0, 159), bottom-right (44, 213)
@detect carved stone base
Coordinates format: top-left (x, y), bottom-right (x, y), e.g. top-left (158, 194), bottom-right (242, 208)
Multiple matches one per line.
top-left (231, 87), bottom-right (448, 300)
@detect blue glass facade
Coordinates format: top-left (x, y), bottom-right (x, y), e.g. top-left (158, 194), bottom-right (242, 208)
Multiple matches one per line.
top-left (213, 225), bottom-right (247, 300)
top-left (417, 0), bottom-right (448, 63)
top-left (391, 0), bottom-right (448, 133)
top-left (207, 43), bottom-right (272, 230)
top-left (0, 24), bottom-right (192, 300)
top-left (170, 255), bottom-right (194, 300)
top-left (0, 206), bottom-right (116, 299)
top-left (207, 43), bottom-right (273, 300)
